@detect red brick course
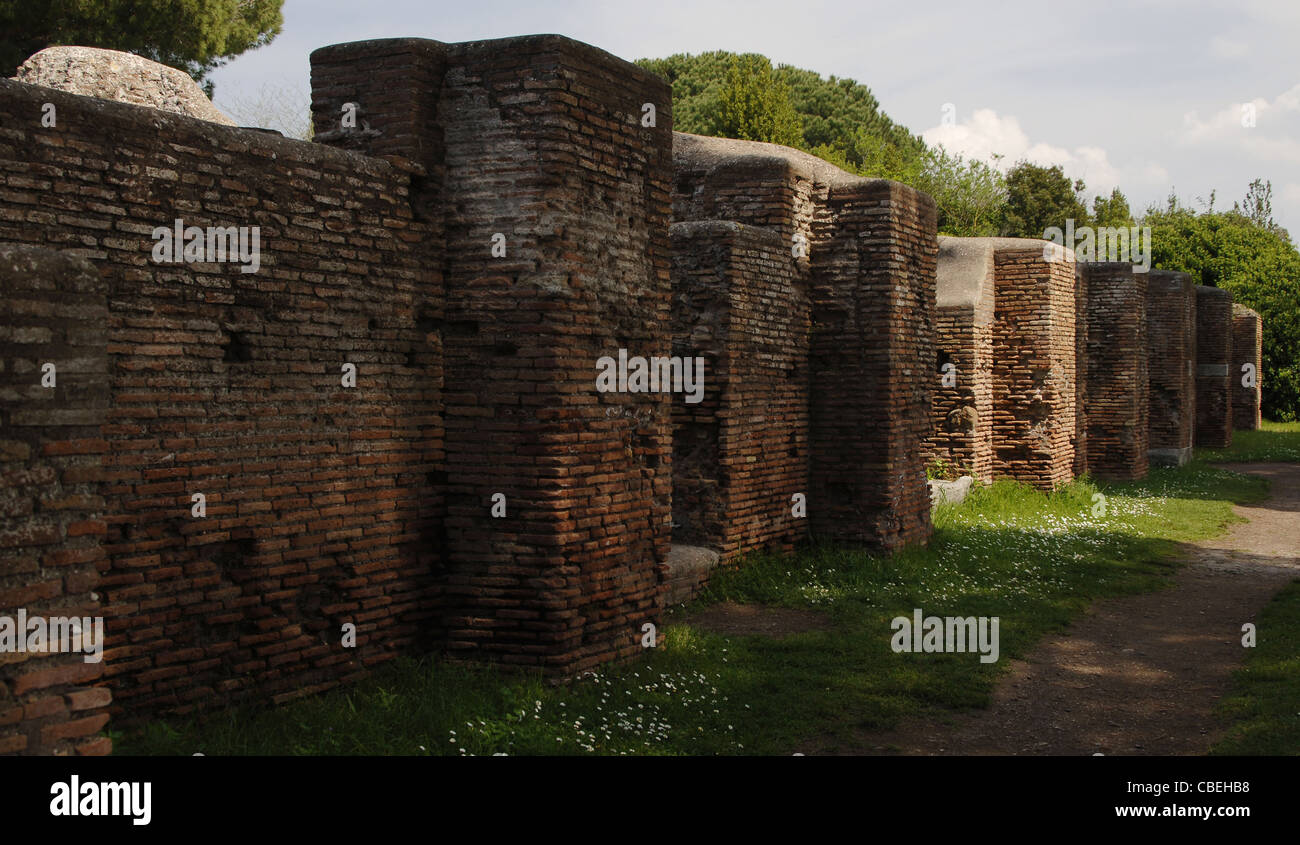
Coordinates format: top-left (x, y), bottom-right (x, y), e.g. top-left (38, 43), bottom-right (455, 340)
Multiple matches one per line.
top-left (1232, 304), bottom-right (1263, 431)
top-left (1195, 286), bottom-right (1234, 448)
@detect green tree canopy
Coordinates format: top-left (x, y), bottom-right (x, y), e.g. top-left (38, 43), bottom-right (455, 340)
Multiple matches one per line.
top-left (1145, 186), bottom-right (1300, 421)
top-left (1001, 162), bottom-right (1091, 237)
top-left (636, 50), bottom-right (1006, 236)
top-left (0, 0), bottom-right (284, 93)
top-left (1092, 187), bottom-right (1135, 228)
top-left (714, 54), bottom-right (802, 146)
top-left (636, 50), bottom-right (926, 172)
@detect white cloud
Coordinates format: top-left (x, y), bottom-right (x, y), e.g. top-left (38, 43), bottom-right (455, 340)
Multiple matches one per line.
top-left (921, 108), bottom-right (1146, 195)
top-left (1181, 83), bottom-right (1300, 141)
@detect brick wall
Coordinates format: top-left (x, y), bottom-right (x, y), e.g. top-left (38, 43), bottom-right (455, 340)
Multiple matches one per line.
top-left (1195, 285), bottom-right (1234, 448)
top-left (313, 36), bottom-right (674, 674)
top-left (0, 32), bottom-right (679, 748)
top-left (1082, 263), bottom-right (1148, 480)
top-left (1146, 270), bottom-right (1196, 466)
top-left (990, 244), bottom-right (1079, 489)
top-left (1232, 304), bottom-right (1263, 430)
top-left (0, 76), bottom-right (444, 725)
top-left (929, 237), bottom-right (995, 483)
top-left (670, 133), bottom-right (937, 552)
top-left (1073, 264), bottom-right (1089, 478)
top-left (1, 245), bottom-right (112, 756)
top-left (670, 220), bottom-right (809, 560)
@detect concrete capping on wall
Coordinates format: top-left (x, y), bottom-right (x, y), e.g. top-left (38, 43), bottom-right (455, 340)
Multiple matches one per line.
top-left (1195, 285), bottom-right (1234, 448)
top-left (0, 245), bottom-right (113, 756)
top-left (1232, 304), bottom-right (1263, 431)
top-left (1082, 262), bottom-right (1148, 481)
top-left (1146, 270), bottom-right (1196, 467)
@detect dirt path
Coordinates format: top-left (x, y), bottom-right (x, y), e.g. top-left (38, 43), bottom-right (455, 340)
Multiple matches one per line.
top-left (837, 462), bottom-right (1300, 756)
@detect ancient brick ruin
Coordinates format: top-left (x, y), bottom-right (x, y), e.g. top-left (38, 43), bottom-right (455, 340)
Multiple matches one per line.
top-left (927, 236), bottom-right (1085, 490)
top-left (929, 237), bottom-right (997, 483)
top-left (670, 134), bottom-right (936, 554)
top-left (989, 241), bottom-right (1080, 490)
top-left (1195, 285), bottom-right (1235, 449)
top-left (1146, 271), bottom-right (1197, 467)
top-left (927, 247), bottom-right (1248, 488)
top-left (0, 246), bottom-right (112, 756)
top-left (670, 220), bottom-right (808, 561)
top-left (1232, 305), bottom-right (1263, 431)
top-left (1081, 263), bottom-right (1148, 481)
top-left (0, 32), bottom-right (1260, 756)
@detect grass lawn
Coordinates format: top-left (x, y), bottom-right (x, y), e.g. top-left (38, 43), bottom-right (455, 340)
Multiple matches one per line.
top-left (1197, 420), bottom-right (1300, 463)
top-left (1212, 580), bottom-right (1300, 755)
top-left (1204, 421), bottom-right (1300, 756)
top-left (116, 448), bottom-right (1286, 756)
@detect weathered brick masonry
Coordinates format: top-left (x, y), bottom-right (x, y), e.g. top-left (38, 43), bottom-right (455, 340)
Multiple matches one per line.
top-left (1073, 260), bottom-right (1089, 478)
top-left (0, 74), bottom-right (443, 744)
top-left (672, 134), bottom-right (936, 552)
top-left (1146, 270), bottom-right (1196, 467)
top-left (0, 33), bottom-right (675, 753)
top-left (670, 220), bottom-right (808, 560)
top-left (1232, 304), bottom-right (1262, 431)
top-left (3, 30), bottom-right (1256, 757)
top-left (928, 238), bottom-right (1084, 490)
top-left (313, 36), bottom-right (675, 672)
top-left (1195, 285), bottom-right (1234, 448)
top-left (928, 237), bottom-right (996, 483)
top-left (990, 243), bottom-right (1079, 490)
top-left (1081, 263), bottom-right (1148, 481)
top-left (1, 246), bottom-right (113, 756)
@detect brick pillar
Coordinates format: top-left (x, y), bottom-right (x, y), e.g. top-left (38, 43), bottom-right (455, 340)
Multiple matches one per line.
top-left (990, 244), bottom-right (1078, 489)
top-left (1195, 286), bottom-right (1234, 448)
top-left (670, 134), bottom-right (936, 553)
top-left (1232, 304), bottom-right (1263, 430)
top-left (930, 237), bottom-right (996, 484)
top-left (313, 36), bottom-right (673, 674)
top-left (1146, 270), bottom-right (1196, 466)
top-left (1073, 264), bottom-right (1089, 477)
top-left (1082, 263), bottom-right (1148, 480)
top-left (0, 245), bottom-right (112, 756)
top-left (670, 220), bottom-right (809, 561)
top-left (808, 180), bottom-right (936, 551)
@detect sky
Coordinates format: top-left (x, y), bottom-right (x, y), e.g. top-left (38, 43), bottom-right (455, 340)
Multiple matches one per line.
top-left (210, 0), bottom-right (1300, 237)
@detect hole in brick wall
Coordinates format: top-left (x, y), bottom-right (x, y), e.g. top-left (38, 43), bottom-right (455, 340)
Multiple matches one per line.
top-left (408, 173), bottom-right (434, 222)
top-left (426, 470), bottom-right (447, 486)
top-left (492, 339), bottom-right (519, 356)
top-left (444, 320), bottom-right (479, 337)
top-left (936, 351), bottom-right (953, 373)
top-left (222, 331), bottom-right (253, 363)
top-left (638, 432), bottom-right (660, 468)
top-left (368, 317), bottom-right (378, 331)
top-left (415, 308), bottom-right (440, 335)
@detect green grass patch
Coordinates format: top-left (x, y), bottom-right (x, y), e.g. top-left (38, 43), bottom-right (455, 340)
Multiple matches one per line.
top-left (115, 460), bottom-right (1266, 756)
top-left (1198, 420), bottom-right (1300, 463)
top-left (1211, 580), bottom-right (1300, 755)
